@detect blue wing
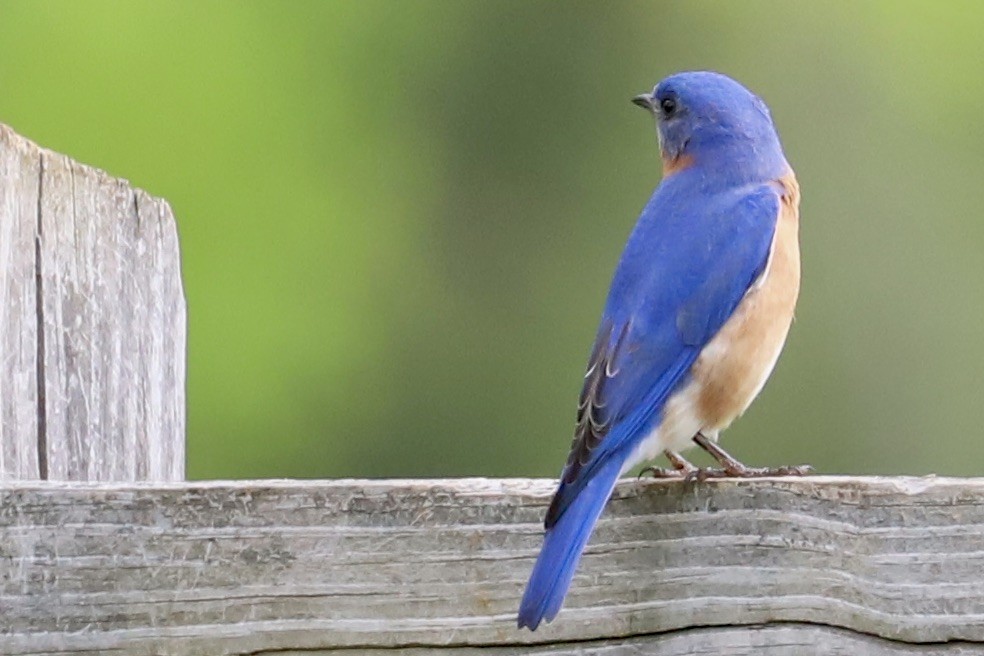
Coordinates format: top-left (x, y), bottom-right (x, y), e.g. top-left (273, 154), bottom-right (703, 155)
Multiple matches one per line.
top-left (519, 178), bottom-right (783, 630)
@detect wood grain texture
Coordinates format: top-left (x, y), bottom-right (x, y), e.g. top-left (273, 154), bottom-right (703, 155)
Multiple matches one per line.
top-left (2, 476), bottom-right (984, 654)
top-left (0, 124), bottom-right (185, 482)
top-left (0, 125), bottom-right (40, 479)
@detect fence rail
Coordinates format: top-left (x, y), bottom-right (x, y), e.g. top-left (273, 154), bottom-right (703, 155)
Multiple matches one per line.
top-left (3, 476), bottom-right (984, 654)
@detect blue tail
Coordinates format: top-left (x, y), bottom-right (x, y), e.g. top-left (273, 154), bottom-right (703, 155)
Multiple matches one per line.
top-left (517, 456), bottom-right (624, 630)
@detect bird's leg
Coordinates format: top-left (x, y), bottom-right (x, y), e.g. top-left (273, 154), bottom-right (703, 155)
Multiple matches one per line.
top-left (639, 450), bottom-right (699, 479)
top-left (665, 450), bottom-right (697, 474)
top-left (692, 432), bottom-right (813, 478)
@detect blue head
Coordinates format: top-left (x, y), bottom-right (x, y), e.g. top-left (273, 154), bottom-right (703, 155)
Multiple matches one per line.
top-left (633, 71), bottom-right (788, 184)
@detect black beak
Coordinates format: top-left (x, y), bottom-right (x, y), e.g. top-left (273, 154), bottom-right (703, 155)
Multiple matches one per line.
top-left (632, 93), bottom-right (655, 112)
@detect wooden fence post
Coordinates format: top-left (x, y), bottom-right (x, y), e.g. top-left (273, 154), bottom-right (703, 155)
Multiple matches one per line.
top-left (0, 124), bottom-right (185, 482)
top-left (1, 123), bottom-right (983, 655)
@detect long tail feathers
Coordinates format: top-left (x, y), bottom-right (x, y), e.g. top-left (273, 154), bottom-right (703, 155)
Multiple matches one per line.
top-left (517, 457), bottom-right (624, 630)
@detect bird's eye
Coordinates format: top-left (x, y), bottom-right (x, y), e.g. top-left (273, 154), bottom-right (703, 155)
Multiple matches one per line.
top-left (660, 97), bottom-right (677, 117)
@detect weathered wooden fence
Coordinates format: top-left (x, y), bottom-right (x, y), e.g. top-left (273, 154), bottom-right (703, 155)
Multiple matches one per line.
top-left (2, 124), bottom-right (984, 655)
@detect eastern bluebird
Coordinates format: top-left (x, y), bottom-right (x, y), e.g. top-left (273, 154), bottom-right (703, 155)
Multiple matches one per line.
top-left (518, 71), bottom-right (808, 631)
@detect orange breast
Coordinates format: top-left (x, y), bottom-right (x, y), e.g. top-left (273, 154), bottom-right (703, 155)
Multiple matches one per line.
top-left (691, 173), bottom-right (801, 432)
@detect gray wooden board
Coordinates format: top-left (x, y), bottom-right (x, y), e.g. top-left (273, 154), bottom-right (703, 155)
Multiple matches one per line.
top-left (2, 476), bottom-right (984, 654)
top-left (0, 123), bottom-right (185, 482)
top-left (0, 125), bottom-right (40, 479)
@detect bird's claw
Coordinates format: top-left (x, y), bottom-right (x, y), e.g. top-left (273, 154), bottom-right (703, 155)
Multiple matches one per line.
top-left (645, 464), bottom-right (814, 482)
top-left (682, 467), bottom-right (727, 483)
top-left (639, 466), bottom-right (685, 479)
top-left (643, 466), bottom-right (729, 482)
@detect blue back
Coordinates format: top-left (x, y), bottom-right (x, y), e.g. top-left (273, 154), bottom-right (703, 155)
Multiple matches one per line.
top-left (548, 173), bottom-right (782, 522)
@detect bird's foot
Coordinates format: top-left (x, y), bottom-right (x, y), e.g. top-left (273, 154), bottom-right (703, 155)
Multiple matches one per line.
top-left (639, 466), bottom-right (682, 478)
top-left (692, 432), bottom-right (813, 478)
top-left (639, 449), bottom-right (699, 479)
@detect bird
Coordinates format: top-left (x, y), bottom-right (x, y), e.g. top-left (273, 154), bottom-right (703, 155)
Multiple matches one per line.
top-left (517, 71), bottom-right (808, 631)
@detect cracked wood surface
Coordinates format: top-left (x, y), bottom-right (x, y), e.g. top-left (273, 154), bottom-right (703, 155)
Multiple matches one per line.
top-left (0, 124), bottom-right (185, 482)
top-left (2, 476), bottom-right (984, 655)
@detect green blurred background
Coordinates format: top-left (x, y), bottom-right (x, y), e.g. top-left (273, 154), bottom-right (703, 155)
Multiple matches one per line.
top-left (1, 2), bottom-right (981, 479)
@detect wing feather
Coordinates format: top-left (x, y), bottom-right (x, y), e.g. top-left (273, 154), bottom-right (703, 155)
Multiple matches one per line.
top-left (544, 181), bottom-right (784, 528)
